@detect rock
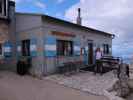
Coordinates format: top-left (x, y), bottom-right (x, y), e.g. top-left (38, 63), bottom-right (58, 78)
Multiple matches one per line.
top-left (128, 79), bottom-right (133, 90)
top-left (113, 81), bottom-right (121, 91)
top-left (114, 64), bottom-right (130, 98)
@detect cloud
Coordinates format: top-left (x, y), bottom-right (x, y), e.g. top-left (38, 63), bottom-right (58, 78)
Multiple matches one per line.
top-left (65, 0), bottom-right (133, 59)
top-left (35, 1), bottom-right (46, 9)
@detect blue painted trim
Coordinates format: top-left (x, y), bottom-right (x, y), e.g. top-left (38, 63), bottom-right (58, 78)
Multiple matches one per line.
top-left (3, 41), bottom-right (12, 58)
top-left (45, 51), bottom-right (56, 57)
top-left (31, 38), bottom-right (37, 44)
top-left (4, 52), bottom-right (12, 57)
top-left (31, 51), bottom-right (37, 57)
top-left (30, 38), bottom-right (37, 57)
top-left (74, 37), bottom-right (81, 56)
top-left (44, 36), bottom-right (57, 57)
top-left (45, 36), bottom-right (56, 45)
top-left (74, 51), bottom-right (80, 56)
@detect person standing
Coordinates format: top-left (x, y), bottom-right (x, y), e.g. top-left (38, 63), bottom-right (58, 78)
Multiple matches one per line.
top-left (95, 48), bottom-right (103, 74)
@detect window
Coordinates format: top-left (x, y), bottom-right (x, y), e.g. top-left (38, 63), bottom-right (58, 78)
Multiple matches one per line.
top-left (3, 0), bottom-right (7, 16)
top-left (0, 0), bottom-right (8, 17)
top-left (0, 44), bottom-right (2, 55)
top-left (103, 44), bottom-right (109, 54)
top-left (22, 40), bottom-right (30, 56)
top-left (57, 40), bottom-right (73, 56)
top-left (0, 1), bottom-right (2, 14)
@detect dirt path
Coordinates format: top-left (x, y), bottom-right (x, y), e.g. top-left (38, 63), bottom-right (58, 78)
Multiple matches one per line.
top-left (0, 71), bottom-right (108, 100)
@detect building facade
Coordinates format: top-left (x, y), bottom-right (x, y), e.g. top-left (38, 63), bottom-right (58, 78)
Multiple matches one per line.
top-left (0, 0), bottom-right (114, 76)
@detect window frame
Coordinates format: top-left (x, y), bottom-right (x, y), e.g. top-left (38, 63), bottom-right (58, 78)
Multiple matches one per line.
top-left (0, 1), bottom-right (2, 14)
top-left (21, 39), bottom-right (31, 57)
top-left (0, 43), bottom-right (4, 58)
top-left (0, 0), bottom-right (8, 18)
top-left (103, 44), bottom-right (110, 55)
top-left (57, 40), bottom-right (73, 56)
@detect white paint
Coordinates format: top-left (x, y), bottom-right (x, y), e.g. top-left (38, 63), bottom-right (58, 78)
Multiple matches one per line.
top-left (74, 46), bottom-right (80, 51)
top-left (94, 46), bottom-right (96, 51)
top-left (85, 46), bottom-right (88, 51)
top-left (30, 45), bottom-right (37, 51)
top-left (45, 45), bottom-right (56, 51)
top-left (3, 47), bottom-right (11, 52)
top-left (101, 47), bottom-right (104, 52)
top-left (81, 48), bottom-right (85, 54)
top-left (17, 46), bottom-right (21, 52)
top-left (109, 47), bottom-right (112, 52)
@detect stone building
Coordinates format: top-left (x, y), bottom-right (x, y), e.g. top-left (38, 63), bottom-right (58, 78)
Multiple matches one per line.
top-left (0, 0), bottom-right (114, 76)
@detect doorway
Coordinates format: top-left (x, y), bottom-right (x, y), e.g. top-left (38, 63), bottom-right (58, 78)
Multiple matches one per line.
top-left (88, 42), bottom-right (93, 65)
top-left (17, 39), bottom-right (31, 75)
top-left (21, 39), bottom-right (30, 57)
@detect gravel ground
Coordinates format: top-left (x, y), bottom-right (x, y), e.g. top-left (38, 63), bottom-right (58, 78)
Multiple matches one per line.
top-left (45, 71), bottom-right (118, 96)
top-left (0, 71), bottom-right (108, 100)
top-left (126, 93), bottom-right (133, 100)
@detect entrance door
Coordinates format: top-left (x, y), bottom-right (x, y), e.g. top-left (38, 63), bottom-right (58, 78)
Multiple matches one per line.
top-left (88, 42), bottom-right (93, 64)
top-left (21, 40), bottom-right (30, 56)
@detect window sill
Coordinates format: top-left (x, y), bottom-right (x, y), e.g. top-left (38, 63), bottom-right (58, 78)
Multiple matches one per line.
top-left (57, 55), bottom-right (75, 57)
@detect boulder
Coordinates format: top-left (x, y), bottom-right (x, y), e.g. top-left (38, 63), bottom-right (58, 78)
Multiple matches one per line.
top-left (114, 64), bottom-right (130, 97)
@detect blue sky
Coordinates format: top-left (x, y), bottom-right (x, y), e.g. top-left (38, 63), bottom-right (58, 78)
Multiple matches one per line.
top-left (14, 0), bottom-right (133, 60)
top-left (15, 0), bottom-right (79, 19)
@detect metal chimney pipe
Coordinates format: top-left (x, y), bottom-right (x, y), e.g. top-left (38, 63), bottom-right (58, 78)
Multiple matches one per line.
top-left (77, 8), bottom-right (82, 25)
top-left (78, 8), bottom-right (81, 17)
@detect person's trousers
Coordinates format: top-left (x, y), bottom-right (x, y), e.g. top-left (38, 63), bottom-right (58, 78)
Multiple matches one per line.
top-left (95, 60), bottom-right (103, 74)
